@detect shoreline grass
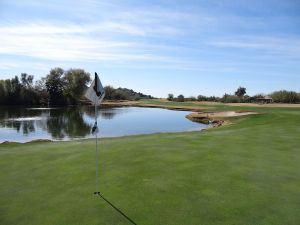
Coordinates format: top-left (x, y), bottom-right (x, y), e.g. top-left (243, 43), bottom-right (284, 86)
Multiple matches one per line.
top-left (1, 102), bottom-right (300, 225)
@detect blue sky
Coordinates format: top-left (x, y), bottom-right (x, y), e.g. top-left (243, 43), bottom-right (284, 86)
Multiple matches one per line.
top-left (0, 0), bottom-right (299, 97)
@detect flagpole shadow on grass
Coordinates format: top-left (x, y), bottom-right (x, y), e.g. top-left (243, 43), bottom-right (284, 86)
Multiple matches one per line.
top-left (97, 192), bottom-right (137, 225)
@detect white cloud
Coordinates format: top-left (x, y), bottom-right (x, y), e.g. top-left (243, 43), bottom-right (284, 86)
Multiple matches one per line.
top-left (0, 21), bottom-right (159, 62)
top-left (1, 1), bottom-right (299, 74)
top-left (0, 8), bottom-right (193, 65)
top-left (209, 36), bottom-right (300, 59)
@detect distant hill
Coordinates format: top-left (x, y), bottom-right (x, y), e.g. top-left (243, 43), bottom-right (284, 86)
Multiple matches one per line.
top-left (104, 86), bottom-right (154, 101)
top-left (116, 87), bottom-right (154, 100)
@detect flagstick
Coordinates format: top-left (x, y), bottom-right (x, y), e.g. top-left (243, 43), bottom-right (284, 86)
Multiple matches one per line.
top-left (85, 74), bottom-right (136, 224)
top-left (94, 102), bottom-right (100, 195)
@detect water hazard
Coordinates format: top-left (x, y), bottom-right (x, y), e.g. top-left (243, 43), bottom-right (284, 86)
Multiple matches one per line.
top-left (0, 106), bottom-right (208, 143)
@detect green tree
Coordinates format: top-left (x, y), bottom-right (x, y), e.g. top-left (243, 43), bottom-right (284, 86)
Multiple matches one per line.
top-left (9, 76), bottom-right (22, 104)
top-left (114, 89), bottom-right (127, 100)
top-left (21, 73), bottom-right (34, 88)
top-left (0, 80), bottom-right (6, 104)
top-left (197, 95), bottom-right (207, 101)
top-left (104, 86), bottom-right (116, 100)
top-left (64, 69), bottom-right (90, 104)
top-left (45, 68), bottom-right (65, 105)
top-left (167, 94), bottom-right (174, 101)
top-left (35, 78), bottom-right (49, 105)
top-left (271, 90), bottom-right (299, 103)
top-left (187, 96), bottom-right (196, 101)
top-left (222, 93), bottom-right (240, 103)
top-left (177, 94), bottom-right (185, 102)
top-left (235, 87), bottom-right (246, 98)
top-left (19, 73), bottom-right (40, 105)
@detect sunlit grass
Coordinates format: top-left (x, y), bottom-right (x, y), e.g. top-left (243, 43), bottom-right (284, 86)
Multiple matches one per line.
top-left (1, 103), bottom-right (300, 225)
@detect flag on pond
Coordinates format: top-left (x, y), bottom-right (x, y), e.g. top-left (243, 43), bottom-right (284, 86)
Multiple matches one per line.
top-left (85, 72), bottom-right (105, 105)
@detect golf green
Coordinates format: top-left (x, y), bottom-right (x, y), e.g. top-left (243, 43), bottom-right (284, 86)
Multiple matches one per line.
top-left (1, 104), bottom-right (300, 225)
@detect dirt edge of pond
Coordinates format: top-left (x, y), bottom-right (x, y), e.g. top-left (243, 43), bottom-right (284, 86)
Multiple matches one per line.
top-left (0, 139), bottom-right (53, 145)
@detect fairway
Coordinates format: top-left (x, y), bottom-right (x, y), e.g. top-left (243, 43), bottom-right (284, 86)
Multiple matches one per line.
top-left (1, 104), bottom-right (300, 225)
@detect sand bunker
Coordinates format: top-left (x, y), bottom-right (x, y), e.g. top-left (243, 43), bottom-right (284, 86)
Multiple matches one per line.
top-left (188, 110), bottom-right (257, 119)
top-left (205, 110), bottom-right (257, 118)
top-left (186, 110), bottom-right (257, 127)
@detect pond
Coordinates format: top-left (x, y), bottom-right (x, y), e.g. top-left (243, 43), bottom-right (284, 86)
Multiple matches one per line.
top-left (0, 106), bottom-right (208, 143)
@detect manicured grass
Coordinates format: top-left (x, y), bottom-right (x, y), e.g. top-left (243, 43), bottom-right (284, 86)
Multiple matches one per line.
top-left (1, 103), bottom-right (300, 225)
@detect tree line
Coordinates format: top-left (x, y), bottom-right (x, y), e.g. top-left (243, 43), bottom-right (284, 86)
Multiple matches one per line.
top-left (0, 68), bottom-right (153, 106)
top-left (1, 71), bottom-right (299, 106)
top-left (167, 87), bottom-right (300, 104)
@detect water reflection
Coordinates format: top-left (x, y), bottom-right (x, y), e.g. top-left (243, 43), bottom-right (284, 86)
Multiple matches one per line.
top-left (0, 106), bottom-right (119, 140)
top-left (0, 107), bottom-right (92, 140)
top-left (46, 108), bottom-right (91, 139)
top-left (100, 111), bottom-right (117, 120)
top-left (83, 106), bottom-right (118, 120)
top-left (0, 106), bottom-right (206, 143)
top-left (0, 107), bottom-right (44, 134)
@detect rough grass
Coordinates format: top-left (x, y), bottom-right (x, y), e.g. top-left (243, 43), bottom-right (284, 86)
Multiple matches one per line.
top-left (1, 103), bottom-right (300, 225)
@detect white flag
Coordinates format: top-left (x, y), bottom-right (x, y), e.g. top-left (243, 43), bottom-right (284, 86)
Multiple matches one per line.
top-left (85, 72), bottom-right (105, 105)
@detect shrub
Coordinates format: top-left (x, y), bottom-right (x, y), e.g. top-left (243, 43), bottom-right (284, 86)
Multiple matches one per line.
top-left (221, 94), bottom-right (240, 103)
top-left (186, 96), bottom-right (196, 101)
top-left (197, 95), bottom-right (207, 101)
top-left (176, 94), bottom-right (185, 102)
top-left (271, 90), bottom-right (300, 103)
top-left (167, 94), bottom-right (174, 101)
